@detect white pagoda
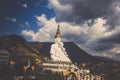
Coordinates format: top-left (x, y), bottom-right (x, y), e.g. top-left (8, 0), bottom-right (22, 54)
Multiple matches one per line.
top-left (50, 25), bottom-right (71, 63)
top-left (43, 25), bottom-right (73, 72)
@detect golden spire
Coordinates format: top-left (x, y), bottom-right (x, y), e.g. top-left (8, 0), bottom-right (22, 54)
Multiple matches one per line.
top-left (55, 24), bottom-right (62, 38)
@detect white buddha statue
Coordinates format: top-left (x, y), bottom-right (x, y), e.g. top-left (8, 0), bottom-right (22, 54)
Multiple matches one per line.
top-left (50, 25), bottom-right (71, 63)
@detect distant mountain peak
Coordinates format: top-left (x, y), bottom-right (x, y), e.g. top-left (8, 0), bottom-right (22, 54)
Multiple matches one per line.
top-left (0, 34), bottom-right (26, 43)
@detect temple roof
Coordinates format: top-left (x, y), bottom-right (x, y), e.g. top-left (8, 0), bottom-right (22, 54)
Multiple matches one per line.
top-left (55, 24), bottom-right (62, 38)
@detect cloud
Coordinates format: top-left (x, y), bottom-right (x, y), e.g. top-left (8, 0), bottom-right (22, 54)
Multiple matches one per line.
top-left (111, 45), bottom-right (120, 61)
top-left (97, 31), bottom-right (120, 44)
top-left (22, 14), bottom-right (57, 42)
top-left (96, 44), bottom-right (120, 60)
top-left (11, 18), bottom-right (17, 22)
top-left (25, 21), bottom-right (30, 27)
top-left (48, 0), bottom-right (120, 27)
top-left (111, 45), bottom-right (120, 54)
top-left (22, 30), bottom-right (35, 37)
top-left (22, 3), bottom-right (28, 8)
top-left (48, 0), bottom-right (72, 13)
top-left (90, 28), bottom-right (120, 52)
top-left (6, 17), bottom-right (17, 22)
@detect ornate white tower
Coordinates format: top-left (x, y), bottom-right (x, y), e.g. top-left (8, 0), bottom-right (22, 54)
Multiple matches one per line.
top-left (50, 24), bottom-right (71, 63)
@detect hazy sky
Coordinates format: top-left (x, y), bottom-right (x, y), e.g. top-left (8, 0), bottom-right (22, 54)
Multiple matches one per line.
top-left (0, 0), bottom-right (120, 60)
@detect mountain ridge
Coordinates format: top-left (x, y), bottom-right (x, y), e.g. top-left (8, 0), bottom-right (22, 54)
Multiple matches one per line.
top-left (0, 34), bottom-right (118, 63)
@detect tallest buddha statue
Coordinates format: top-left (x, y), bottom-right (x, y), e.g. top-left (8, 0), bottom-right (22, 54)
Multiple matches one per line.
top-left (50, 25), bottom-right (71, 63)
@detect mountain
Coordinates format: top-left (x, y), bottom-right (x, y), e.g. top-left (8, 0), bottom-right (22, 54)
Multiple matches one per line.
top-left (0, 34), bottom-right (118, 64)
top-left (0, 34), bottom-right (120, 80)
top-left (29, 42), bottom-right (113, 63)
top-left (0, 34), bottom-right (48, 63)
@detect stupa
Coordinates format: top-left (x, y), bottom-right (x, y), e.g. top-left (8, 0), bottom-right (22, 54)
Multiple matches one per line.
top-left (42, 24), bottom-right (73, 72)
top-left (50, 25), bottom-right (71, 63)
